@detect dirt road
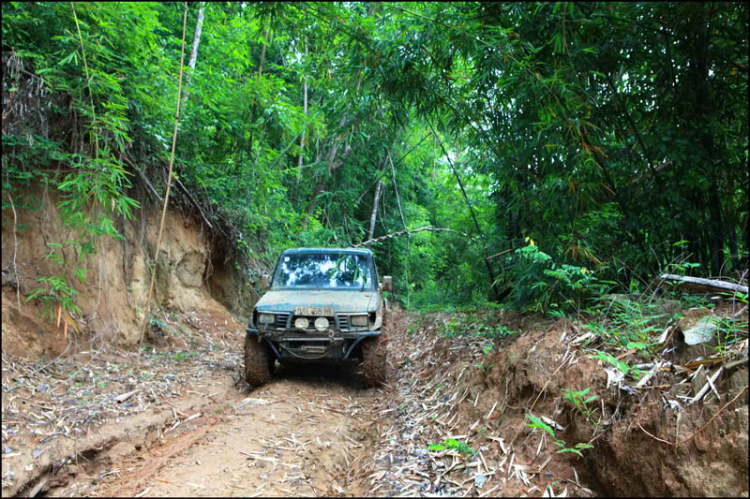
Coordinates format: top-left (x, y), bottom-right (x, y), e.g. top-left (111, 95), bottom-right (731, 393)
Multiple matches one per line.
top-left (88, 364), bottom-right (379, 497)
top-left (26, 308), bottom-right (587, 498)
top-left (72, 308), bottom-right (554, 498)
top-left (44, 307), bottom-right (528, 498)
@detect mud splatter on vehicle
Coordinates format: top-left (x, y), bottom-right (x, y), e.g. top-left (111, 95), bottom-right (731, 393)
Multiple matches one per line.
top-left (245, 248), bottom-right (391, 387)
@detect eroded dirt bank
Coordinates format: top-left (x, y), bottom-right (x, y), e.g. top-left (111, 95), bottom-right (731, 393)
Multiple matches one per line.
top-left (1, 187), bottom-right (261, 354)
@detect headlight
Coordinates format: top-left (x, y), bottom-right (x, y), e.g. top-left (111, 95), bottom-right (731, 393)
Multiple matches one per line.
top-left (258, 313), bottom-right (275, 324)
top-left (314, 317), bottom-right (329, 331)
top-left (351, 315), bottom-right (368, 327)
top-left (294, 317), bottom-right (309, 330)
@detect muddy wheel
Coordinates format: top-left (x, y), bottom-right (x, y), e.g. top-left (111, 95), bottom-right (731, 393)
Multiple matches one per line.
top-left (360, 337), bottom-right (387, 387)
top-left (244, 334), bottom-right (272, 386)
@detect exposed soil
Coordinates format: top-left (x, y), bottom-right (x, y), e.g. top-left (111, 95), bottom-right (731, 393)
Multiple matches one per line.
top-left (1, 302), bottom-right (247, 497)
top-left (4, 305), bottom-right (747, 497)
top-left (0, 187), bottom-right (259, 351)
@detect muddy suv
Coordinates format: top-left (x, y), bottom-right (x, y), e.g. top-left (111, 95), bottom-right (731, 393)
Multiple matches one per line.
top-left (245, 248), bottom-right (391, 387)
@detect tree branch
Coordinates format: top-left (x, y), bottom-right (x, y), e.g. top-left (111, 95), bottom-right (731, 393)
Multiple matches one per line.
top-left (355, 226), bottom-right (472, 247)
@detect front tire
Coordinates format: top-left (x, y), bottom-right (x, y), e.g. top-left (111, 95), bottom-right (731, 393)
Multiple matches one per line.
top-left (244, 334), bottom-right (272, 386)
top-left (360, 337), bottom-right (387, 387)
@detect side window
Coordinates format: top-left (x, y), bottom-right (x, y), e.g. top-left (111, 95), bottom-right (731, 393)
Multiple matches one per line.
top-left (270, 254), bottom-right (284, 287)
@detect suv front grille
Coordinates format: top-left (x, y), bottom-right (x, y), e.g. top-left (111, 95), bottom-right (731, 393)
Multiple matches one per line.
top-left (337, 315), bottom-right (350, 331)
top-left (275, 313), bottom-right (290, 329)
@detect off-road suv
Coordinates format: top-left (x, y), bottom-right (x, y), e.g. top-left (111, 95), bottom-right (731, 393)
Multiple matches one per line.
top-left (245, 248), bottom-right (391, 387)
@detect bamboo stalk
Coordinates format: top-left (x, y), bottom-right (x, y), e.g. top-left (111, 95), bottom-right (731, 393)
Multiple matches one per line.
top-left (138, 2), bottom-right (189, 346)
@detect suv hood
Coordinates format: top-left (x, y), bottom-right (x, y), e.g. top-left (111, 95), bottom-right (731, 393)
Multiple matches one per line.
top-left (255, 290), bottom-right (379, 314)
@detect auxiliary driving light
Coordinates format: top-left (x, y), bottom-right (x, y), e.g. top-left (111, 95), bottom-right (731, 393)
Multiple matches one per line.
top-left (314, 317), bottom-right (329, 331)
top-left (294, 317), bottom-right (310, 330)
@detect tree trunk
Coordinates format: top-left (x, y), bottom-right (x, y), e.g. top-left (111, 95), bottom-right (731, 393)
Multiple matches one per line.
top-left (356, 226), bottom-right (470, 248)
top-left (426, 117), bottom-right (501, 300)
top-left (257, 27), bottom-right (269, 80)
top-left (389, 149), bottom-right (410, 295)
top-left (389, 150), bottom-right (407, 231)
top-left (368, 156), bottom-right (387, 241)
top-left (707, 178), bottom-right (725, 276)
top-left (305, 115), bottom-right (348, 216)
top-left (692, 18), bottom-right (723, 276)
top-left (296, 40), bottom-right (308, 171)
top-left (182, 5), bottom-right (204, 107)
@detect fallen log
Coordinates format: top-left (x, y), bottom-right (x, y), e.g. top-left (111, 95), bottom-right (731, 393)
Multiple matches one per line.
top-left (659, 274), bottom-right (748, 295)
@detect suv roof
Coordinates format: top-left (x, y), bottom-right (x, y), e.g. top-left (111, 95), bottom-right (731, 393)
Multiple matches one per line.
top-left (280, 247), bottom-right (373, 256)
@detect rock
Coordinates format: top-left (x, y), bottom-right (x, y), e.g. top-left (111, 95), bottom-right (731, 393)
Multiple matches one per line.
top-left (674, 309), bottom-right (719, 362)
top-left (683, 318), bottom-right (718, 345)
top-left (234, 397), bottom-right (269, 409)
top-left (677, 308), bottom-right (712, 333)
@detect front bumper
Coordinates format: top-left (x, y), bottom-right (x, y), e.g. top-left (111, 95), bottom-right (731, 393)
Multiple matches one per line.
top-left (246, 327), bottom-right (380, 361)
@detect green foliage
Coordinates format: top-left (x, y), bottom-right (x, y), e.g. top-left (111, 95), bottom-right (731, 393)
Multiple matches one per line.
top-left (526, 414), bottom-right (556, 438)
top-left (583, 295), bottom-right (682, 356)
top-left (4, 2), bottom-right (141, 319)
top-left (438, 313), bottom-right (518, 340)
top-left (3, 1), bottom-right (747, 318)
top-left (702, 304), bottom-right (748, 357)
top-left (525, 414), bottom-right (592, 458)
top-left (427, 438), bottom-right (475, 456)
top-left (586, 351), bottom-right (645, 380)
top-left (554, 441), bottom-right (594, 458)
top-left (562, 387), bottom-right (600, 425)
top-left (504, 241), bottom-right (609, 314)
top-left (26, 274), bottom-right (81, 321)
top-left (474, 361), bottom-right (494, 371)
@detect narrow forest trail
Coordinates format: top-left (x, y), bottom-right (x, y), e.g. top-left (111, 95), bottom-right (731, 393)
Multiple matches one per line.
top-left (44, 308), bottom-right (571, 498)
top-left (88, 366), bottom-right (379, 497)
top-left (39, 313), bottom-right (395, 497)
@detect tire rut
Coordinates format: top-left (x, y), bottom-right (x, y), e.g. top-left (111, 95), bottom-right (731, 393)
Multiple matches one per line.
top-left (84, 363), bottom-right (384, 497)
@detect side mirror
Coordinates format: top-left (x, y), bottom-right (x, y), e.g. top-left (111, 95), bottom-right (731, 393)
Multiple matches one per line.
top-left (381, 276), bottom-right (392, 292)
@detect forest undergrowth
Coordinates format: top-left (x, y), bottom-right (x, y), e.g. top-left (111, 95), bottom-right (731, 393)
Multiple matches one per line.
top-left (354, 289), bottom-right (747, 496)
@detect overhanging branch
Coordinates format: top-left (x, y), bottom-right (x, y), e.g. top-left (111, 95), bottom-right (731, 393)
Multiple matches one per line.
top-left (354, 226), bottom-right (473, 247)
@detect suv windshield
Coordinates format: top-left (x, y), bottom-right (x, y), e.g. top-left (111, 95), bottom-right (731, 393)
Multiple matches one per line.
top-left (272, 252), bottom-right (374, 290)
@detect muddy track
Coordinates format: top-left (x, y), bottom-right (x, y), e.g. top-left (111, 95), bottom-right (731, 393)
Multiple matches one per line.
top-left (40, 336), bottom-right (388, 497)
top-left (76, 363), bottom-right (379, 497)
top-left (30, 308), bottom-right (577, 498)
